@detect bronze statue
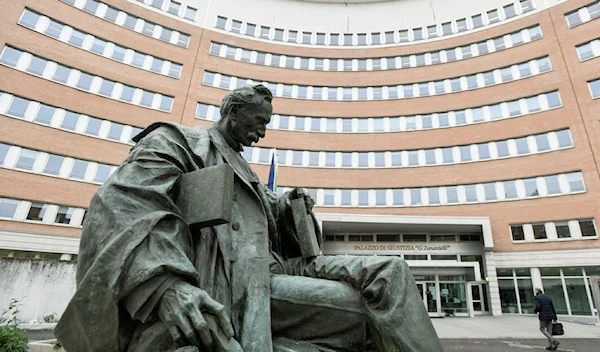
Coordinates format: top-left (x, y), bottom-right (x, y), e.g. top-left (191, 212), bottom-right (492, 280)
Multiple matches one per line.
top-left (55, 85), bottom-right (443, 352)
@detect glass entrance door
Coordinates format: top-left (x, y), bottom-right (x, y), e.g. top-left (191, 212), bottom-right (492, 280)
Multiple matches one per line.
top-left (416, 282), bottom-right (438, 314)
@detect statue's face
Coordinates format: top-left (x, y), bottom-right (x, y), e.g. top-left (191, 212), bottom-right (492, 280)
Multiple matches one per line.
top-left (230, 100), bottom-right (272, 146)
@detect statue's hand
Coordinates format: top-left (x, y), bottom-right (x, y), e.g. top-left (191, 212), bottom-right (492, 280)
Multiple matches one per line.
top-left (287, 187), bottom-right (315, 213)
top-left (158, 281), bottom-right (235, 349)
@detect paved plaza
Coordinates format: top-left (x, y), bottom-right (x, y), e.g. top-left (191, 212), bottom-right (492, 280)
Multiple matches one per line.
top-left (433, 315), bottom-right (600, 351)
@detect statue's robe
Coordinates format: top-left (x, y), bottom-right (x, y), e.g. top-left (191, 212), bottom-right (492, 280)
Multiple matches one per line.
top-left (55, 123), bottom-right (301, 352)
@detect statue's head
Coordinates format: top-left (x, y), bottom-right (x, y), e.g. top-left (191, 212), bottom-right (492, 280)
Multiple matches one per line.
top-left (219, 84), bottom-right (273, 146)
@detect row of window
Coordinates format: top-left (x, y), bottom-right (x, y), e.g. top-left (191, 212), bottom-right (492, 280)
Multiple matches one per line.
top-left (576, 37), bottom-right (600, 62)
top-left (277, 172), bottom-right (585, 207)
top-left (196, 91), bottom-right (561, 133)
top-left (244, 129), bottom-right (572, 169)
top-left (19, 9), bottom-right (183, 78)
top-left (134, 0), bottom-right (197, 21)
top-left (0, 92), bottom-right (142, 145)
top-left (209, 25), bottom-right (542, 71)
top-left (0, 142), bottom-right (116, 185)
top-left (498, 267), bottom-right (598, 316)
top-left (589, 78), bottom-right (600, 99)
top-left (510, 219), bottom-right (597, 242)
top-left (203, 57), bottom-right (551, 101)
top-left (214, 1), bottom-right (535, 46)
top-left (0, 197), bottom-right (85, 228)
top-left (325, 233), bottom-right (480, 243)
top-left (59, 0), bottom-right (190, 47)
top-left (565, 1), bottom-right (600, 28)
top-left (0, 46), bottom-right (174, 112)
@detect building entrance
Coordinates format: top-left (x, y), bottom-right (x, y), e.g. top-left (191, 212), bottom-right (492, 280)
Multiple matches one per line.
top-left (416, 282), bottom-right (437, 313)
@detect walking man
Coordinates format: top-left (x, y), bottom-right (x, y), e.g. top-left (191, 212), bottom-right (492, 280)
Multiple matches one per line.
top-left (534, 288), bottom-right (560, 350)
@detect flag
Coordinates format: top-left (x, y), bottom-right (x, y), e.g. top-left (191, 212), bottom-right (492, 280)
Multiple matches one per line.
top-left (267, 149), bottom-right (278, 192)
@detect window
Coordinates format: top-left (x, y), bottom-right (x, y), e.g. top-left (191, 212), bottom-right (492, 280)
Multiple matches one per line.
top-left (69, 29), bottom-right (86, 47)
top-left (85, 117), bottom-right (102, 136)
top-left (483, 183), bottom-right (497, 200)
top-left (44, 154), bottom-right (64, 175)
top-left (565, 11), bottom-right (582, 28)
top-left (545, 175), bottom-right (561, 195)
top-left (472, 14), bottom-right (483, 28)
top-left (26, 202), bottom-right (48, 221)
top-left (577, 43), bottom-right (595, 61)
top-left (7, 96), bottom-right (29, 117)
top-left (99, 79), bottom-right (115, 97)
top-left (487, 9), bottom-right (500, 24)
top-left (403, 234), bottom-right (426, 242)
top-left (184, 7), bottom-right (197, 21)
top-left (27, 57), bottom-right (47, 75)
top-left (535, 134), bottom-right (551, 151)
top-left (15, 149), bottom-right (37, 170)
top-left (0, 143), bottom-right (9, 166)
top-left (496, 141), bottom-right (510, 157)
top-left (446, 186), bottom-right (458, 203)
top-left (377, 234), bottom-right (399, 242)
top-left (76, 73), bottom-right (94, 90)
top-left (511, 225), bottom-right (525, 241)
top-left (427, 25), bottom-right (438, 38)
top-left (94, 164), bottom-right (112, 183)
top-left (168, 1), bottom-right (181, 15)
top-left (398, 30), bottom-right (409, 42)
top-left (524, 178), bottom-right (538, 197)
top-left (61, 111), bottom-right (79, 130)
top-left (412, 28), bottom-right (423, 40)
top-left (515, 137), bottom-right (529, 155)
top-left (441, 22), bottom-right (452, 35)
top-left (566, 172), bottom-right (584, 192)
top-left (532, 224), bottom-right (547, 240)
top-left (53, 65), bottom-right (71, 83)
top-left (428, 188), bottom-right (440, 204)
top-left (215, 16), bottom-right (227, 29)
top-left (69, 159), bottom-right (87, 180)
top-left (456, 18), bottom-right (467, 32)
top-left (556, 130), bottom-right (572, 148)
top-left (547, 91), bottom-right (561, 108)
top-left (245, 23), bottom-right (256, 36)
top-left (579, 220), bottom-right (597, 237)
top-left (107, 123), bottom-right (124, 141)
top-left (230, 20), bottom-right (242, 33)
top-left (288, 30), bottom-right (298, 43)
top-left (45, 21), bottom-right (63, 39)
top-left (465, 184), bottom-right (477, 202)
top-left (0, 198), bottom-right (19, 219)
top-left (478, 143), bottom-right (490, 160)
top-left (589, 79), bottom-right (600, 98)
top-left (459, 146), bottom-right (471, 161)
top-left (555, 222), bottom-right (571, 238)
top-left (55, 206), bottom-right (74, 224)
top-left (503, 4), bottom-right (517, 19)
top-left (504, 180), bottom-right (518, 199)
top-left (19, 9), bottom-right (40, 28)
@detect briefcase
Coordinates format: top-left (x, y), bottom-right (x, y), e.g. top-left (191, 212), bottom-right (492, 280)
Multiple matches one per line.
top-left (552, 322), bottom-right (564, 336)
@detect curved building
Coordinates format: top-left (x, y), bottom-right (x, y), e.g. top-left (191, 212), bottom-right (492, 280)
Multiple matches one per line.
top-left (0, 0), bottom-right (599, 322)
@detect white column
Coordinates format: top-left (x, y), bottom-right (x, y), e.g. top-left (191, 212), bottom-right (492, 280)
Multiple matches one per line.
top-left (484, 252), bottom-right (502, 316)
top-left (530, 267), bottom-right (543, 292)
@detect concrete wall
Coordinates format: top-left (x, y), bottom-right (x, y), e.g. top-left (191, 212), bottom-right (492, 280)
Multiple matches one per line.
top-left (0, 259), bottom-right (75, 324)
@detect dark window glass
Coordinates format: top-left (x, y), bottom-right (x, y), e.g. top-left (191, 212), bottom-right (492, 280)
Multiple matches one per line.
top-left (532, 224), bottom-right (547, 240)
top-left (511, 225), bottom-right (525, 241)
top-left (26, 202), bottom-right (48, 221)
top-left (580, 220), bottom-right (597, 237)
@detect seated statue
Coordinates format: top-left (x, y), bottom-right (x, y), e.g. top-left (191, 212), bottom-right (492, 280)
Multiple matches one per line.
top-left (55, 85), bottom-right (443, 352)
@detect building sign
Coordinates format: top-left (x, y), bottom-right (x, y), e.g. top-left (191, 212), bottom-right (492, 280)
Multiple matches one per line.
top-left (353, 244), bottom-right (451, 251)
top-left (323, 241), bottom-right (482, 255)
